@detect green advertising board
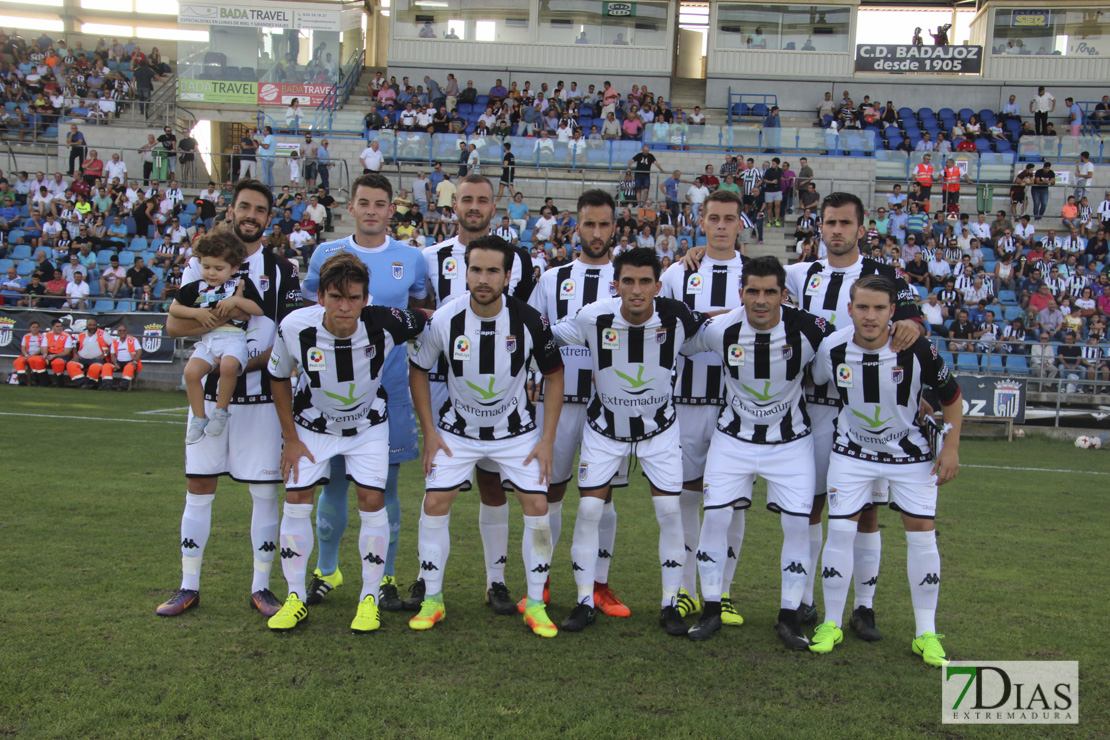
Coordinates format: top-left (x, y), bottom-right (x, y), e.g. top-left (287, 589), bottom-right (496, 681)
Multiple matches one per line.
top-left (178, 79), bottom-right (258, 104)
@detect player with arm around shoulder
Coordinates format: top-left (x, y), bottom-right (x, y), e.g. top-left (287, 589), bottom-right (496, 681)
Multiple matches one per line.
top-left (265, 253), bottom-right (429, 632)
top-left (807, 273), bottom-right (961, 667)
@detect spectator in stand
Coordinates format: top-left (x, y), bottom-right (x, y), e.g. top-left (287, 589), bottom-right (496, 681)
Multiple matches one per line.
top-left (948, 308), bottom-right (978, 353)
top-left (1030, 86), bottom-right (1055, 135)
top-left (999, 94), bottom-right (1021, 124)
top-left (1064, 97), bottom-right (1082, 138)
top-left (65, 270), bottom-right (90, 309)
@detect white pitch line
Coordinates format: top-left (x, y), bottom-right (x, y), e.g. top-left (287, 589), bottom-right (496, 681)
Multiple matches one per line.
top-left (135, 406), bottom-right (189, 416)
top-left (0, 411), bottom-right (184, 425)
top-left (963, 463), bottom-right (1110, 477)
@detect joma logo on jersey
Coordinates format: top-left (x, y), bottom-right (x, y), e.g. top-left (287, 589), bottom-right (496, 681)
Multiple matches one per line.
top-left (601, 328), bottom-right (619, 349)
top-left (453, 336), bottom-right (471, 360)
top-left (727, 344), bottom-right (745, 366)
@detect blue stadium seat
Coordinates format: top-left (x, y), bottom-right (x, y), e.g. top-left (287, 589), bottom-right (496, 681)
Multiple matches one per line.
top-left (937, 108), bottom-right (955, 119)
top-left (178, 214), bottom-right (193, 228)
top-left (0, 258), bottom-right (12, 273)
top-left (117, 252), bottom-right (135, 266)
top-left (124, 217), bottom-right (136, 236)
top-left (975, 138), bottom-right (993, 152)
top-left (457, 103), bottom-right (472, 115)
top-left (97, 249), bottom-right (114, 265)
top-left (16, 260), bottom-right (34, 276)
top-left (897, 107), bottom-right (914, 121)
top-left (958, 108), bottom-right (975, 122)
top-left (1006, 355), bottom-right (1029, 375)
top-left (19, 205), bottom-right (29, 218)
top-left (184, 202), bottom-right (197, 216)
top-left (1003, 305), bottom-right (1023, 321)
top-left (475, 95), bottom-right (490, 107)
top-left (956, 353), bottom-right (981, 373)
top-left (93, 299), bottom-right (116, 312)
top-left (998, 290), bottom-right (1017, 304)
top-left (731, 103), bottom-right (743, 118)
top-left (751, 103), bottom-right (767, 117)
top-left (10, 244), bottom-right (31, 260)
top-left (917, 107), bottom-right (935, 119)
top-left (129, 237), bottom-right (148, 252)
top-left (995, 140), bottom-right (1013, 153)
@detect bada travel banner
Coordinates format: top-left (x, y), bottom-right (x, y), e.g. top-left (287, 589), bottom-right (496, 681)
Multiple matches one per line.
top-left (178, 79), bottom-right (258, 104)
top-left (257, 82), bottom-right (333, 107)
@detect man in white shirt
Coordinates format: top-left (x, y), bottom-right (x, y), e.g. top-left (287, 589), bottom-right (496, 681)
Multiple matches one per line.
top-left (969, 212), bottom-right (992, 241)
top-left (65, 271), bottom-right (90, 309)
top-left (685, 177), bottom-right (710, 221)
top-left (200, 182), bottom-right (220, 203)
top-left (46, 172), bottom-right (69, 198)
top-left (927, 250), bottom-right (952, 282)
top-left (164, 180), bottom-right (184, 206)
top-left (104, 153), bottom-right (127, 185)
top-left (1029, 86), bottom-right (1055, 135)
top-left (288, 221), bottom-right (314, 256)
top-left (304, 195), bottom-right (327, 231)
top-left (360, 141), bottom-right (384, 174)
top-left (1074, 151), bottom-right (1095, 203)
top-left (1014, 214), bottom-right (1036, 248)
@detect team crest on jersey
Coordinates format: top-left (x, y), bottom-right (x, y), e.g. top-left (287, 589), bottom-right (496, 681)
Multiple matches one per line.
top-left (686, 274), bottom-right (703, 294)
top-left (601, 328), bottom-right (619, 350)
top-left (781, 345), bottom-right (793, 361)
top-left (307, 347), bottom-right (327, 371)
top-left (259, 275), bottom-right (270, 293)
top-left (608, 281), bottom-right (618, 297)
top-left (578, 462), bottom-right (588, 481)
top-left (559, 278), bottom-right (575, 300)
top-left (392, 262), bottom-right (404, 279)
top-left (805, 274), bottom-right (823, 296)
top-left (836, 363), bottom-right (853, 387)
top-left (655, 328), bottom-right (668, 345)
top-left (891, 366), bottom-right (904, 384)
top-left (427, 464), bottom-right (437, 482)
top-left (453, 335), bottom-right (471, 360)
top-left (142, 323), bottom-right (163, 353)
top-left (443, 257), bottom-right (458, 278)
top-left (506, 335), bottom-right (517, 353)
top-left (365, 345), bottom-right (377, 359)
top-left (727, 344), bottom-right (745, 366)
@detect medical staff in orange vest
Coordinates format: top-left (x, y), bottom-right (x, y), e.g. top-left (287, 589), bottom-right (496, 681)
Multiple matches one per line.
top-left (942, 157), bottom-right (969, 212)
top-left (67, 317), bottom-right (111, 388)
top-left (101, 324), bottom-right (143, 391)
top-left (41, 318), bottom-right (74, 387)
top-left (914, 153), bottom-right (935, 210)
top-left (13, 320), bottom-right (46, 385)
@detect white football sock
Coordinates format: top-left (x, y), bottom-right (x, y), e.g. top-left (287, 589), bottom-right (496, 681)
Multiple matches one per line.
top-left (279, 502), bottom-right (314, 598)
top-left (721, 507), bottom-right (746, 595)
top-left (906, 530), bottom-right (941, 637)
top-left (249, 483), bottom-right (280, 593)
top-left (358, 509), bottom-right (389, 601)
top-left (803, 522), bottom-right (823, 604)
top-left (595, 501), bottom-right (617, 584)
top-left (179, 492), bottom-right (212, 591)
top-left (653, 496), bottom-right (685, 608)
top-left (780, 514), bottom-right (811, 609)
top-left (819, 518), bottom-right (857, 627)
top-left (547, 499), bottom-right (563, 550)
top-left (478, 502), bottom-right (509, 588)
top-left (417, 510), bottom-right (450, 597)
top-left (853, 530), bottom-right (882, 610)
top-left (569, 497), bottom-right (604, 607)
top-left (695, 506), bottom-right (731, 603)
top-left (679, 489), bottom-right (702, 595)
top-left (522, 514), bottom-right (552, 602)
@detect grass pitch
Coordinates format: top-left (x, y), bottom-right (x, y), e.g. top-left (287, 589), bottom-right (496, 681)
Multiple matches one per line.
top-left (0, 385), bottom-right (1107, 739)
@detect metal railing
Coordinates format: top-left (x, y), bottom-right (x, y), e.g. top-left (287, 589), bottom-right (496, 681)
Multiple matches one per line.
top-left (726, 89), bottom-right (779, 125)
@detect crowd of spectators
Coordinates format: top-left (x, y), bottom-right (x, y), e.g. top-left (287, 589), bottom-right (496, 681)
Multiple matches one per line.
top-left (0, 29), bottom-right (169, 139)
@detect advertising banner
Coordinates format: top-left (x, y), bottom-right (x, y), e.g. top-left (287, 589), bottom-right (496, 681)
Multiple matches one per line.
top-left (855, 45), bottom-right (983, 74)
top-left (178, 79), bottom-right (258, 104)
top-left (956, 374), bottom-right (1027, 424)
top-left (257, 82), bottom-right (333, 107)
top-left (179, 2), bottom-right (350, 31)
top-left (0, 310), bottom-right (175, 363)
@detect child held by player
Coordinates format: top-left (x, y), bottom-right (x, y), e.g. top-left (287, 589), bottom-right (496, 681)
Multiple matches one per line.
top-left (170, 231), bottom-right (264, 444)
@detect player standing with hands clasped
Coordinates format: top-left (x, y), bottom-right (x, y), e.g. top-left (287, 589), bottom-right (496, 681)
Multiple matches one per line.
top-left (265, 253), bottom-right (429, 633)
top-left (808, 273), bottom-right (962, 667)
top-left (171, 232), bottom-right (264, 444)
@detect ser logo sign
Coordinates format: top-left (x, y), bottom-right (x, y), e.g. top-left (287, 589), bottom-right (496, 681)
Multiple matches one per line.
top-left (943, 661), bottom-right (1077, 724)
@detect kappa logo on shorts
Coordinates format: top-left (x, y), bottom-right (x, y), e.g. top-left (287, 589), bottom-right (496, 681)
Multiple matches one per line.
top-left (578, 462), bottom-right (589, 481)
top-left (836, 363), bottom-right (853, 388)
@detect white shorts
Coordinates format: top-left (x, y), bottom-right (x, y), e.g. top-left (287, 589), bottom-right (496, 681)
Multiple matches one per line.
top-left (286, 423), bottom-right (389, 492)
top-left (577, 423), bottom-right (683, 494)
top-left (810, 401), bottom-right (888, 504)
top-left (535, 400), bottom-right (630, 489)
top-left (827, 453), bottom-right (937, 520)
top-left (676, 403), bottom-right (721, 484)
top-left (702, 432), bottom-right (815, 516)
top-left (427, 430), bottom-right (547, 495)
top-left (191, 330), bottom-right (249, 370)
top-left (185, 401), bottom-right (283, 483)
top-left (764, 191), bottom-right (783, 203)
top-left (430, 380), bottom-right (498, 478)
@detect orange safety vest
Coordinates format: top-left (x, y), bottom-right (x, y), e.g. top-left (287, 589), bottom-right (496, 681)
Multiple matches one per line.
top-left (914, 163), bottom-right (934, 187)
top-left (21, 331), bottom-right (44, 356)
top-left (43, 331), bottom-right (71, 355)
top-left (77, 329), bottom-right (110, 355)
top-left (943, 166), bottom-right (961, 192)
top-left (112, 336), bottom-right (140, 362)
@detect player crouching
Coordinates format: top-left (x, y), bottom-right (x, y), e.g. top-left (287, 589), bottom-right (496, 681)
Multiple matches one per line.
top-left (266, 253), bottom-right (429, 633)
top-left (808, 274), bottom-right (962, 666)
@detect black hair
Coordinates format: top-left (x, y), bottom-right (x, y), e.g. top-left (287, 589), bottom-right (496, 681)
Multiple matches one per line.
top-left (351, 172), bottom-right (393, 201)
top-left (576, 188), bottom-right (615, 216)
top-left (849, 273), bottom-right (897, 303)
top-left (740, 255), bottom-right (786, 289)
top-left (613, 247), bottom-right (661, 281)
top-left (820, 191), bottom-right (865, 226)
top-left (465, 234), bottom-right (515, 272)
top-left (231, 178), bottom-right (274, 213)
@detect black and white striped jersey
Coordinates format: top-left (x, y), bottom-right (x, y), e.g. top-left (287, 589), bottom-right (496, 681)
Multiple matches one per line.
top-left (811, 327), bottom-right (961, 464)
top-left (182, 249), bottom-right (301, 405)
top-left (268, 304), bottom-right (427, 436)
top-left (660, 255), bottom-right (746, 405)
top-left (785, 255), bottom-right (922, 407)
top-left (409, 293), bottom-right (562, 440)
top-left (422, 235), bottom-right (535, 381)
top-left (528, 260), bottom-right (617, 403)
top-left (682, 304), bottom-right (833, 444)
top-left (552, 296), bottom-right (708, 442)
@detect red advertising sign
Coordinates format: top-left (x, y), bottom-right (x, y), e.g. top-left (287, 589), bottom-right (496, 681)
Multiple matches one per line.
top-left (257, 82), bottom-right (333, 107)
